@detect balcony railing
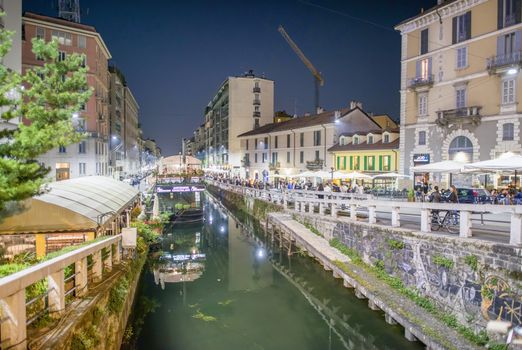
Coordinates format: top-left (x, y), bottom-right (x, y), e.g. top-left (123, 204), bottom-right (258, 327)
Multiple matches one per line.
top-left (253, 87), bottom-right (261, 93)
top-left (306, 159), bottom-right (324, 171)
top-left (407, 75), bottom-right (434, 89)
top-left (253, 111), bottom-right (261, 118)
top-left (436, 106), bottom-right (482, 127)
top-left (253, 99), bottom-right (261, 105)
top-left (487, 51), bottom-right (522, 72)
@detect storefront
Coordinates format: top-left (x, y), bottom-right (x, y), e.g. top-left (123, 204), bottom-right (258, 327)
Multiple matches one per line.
top-left (412, 154), bottom-right (430, 186)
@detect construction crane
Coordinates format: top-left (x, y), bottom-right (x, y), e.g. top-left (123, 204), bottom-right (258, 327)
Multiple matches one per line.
top-left (278, 25), bottom-right (324, 112)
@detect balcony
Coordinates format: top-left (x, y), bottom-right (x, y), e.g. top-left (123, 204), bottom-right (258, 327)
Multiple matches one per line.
top-left (253, 86), bottom-right (261, 93)
top-left (253, 99), bottom-right (261, 105)
top-left (253, 111), bottom-right (261, 118)
top-left (487, 51), bottom-right (522, 73)
top-left (269, 162), bottom-right (281, 171)
top-left (407, 75), bottom-right (434, 90)
top-left (436, 106), bottom-right (482, 127)
top-left (306, 159), bottom-right (324, 171)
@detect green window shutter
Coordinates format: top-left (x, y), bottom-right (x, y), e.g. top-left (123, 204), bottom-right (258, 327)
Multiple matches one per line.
top-left (363, 156), bottom-right (367, 170)
top-left (388, 155), bottom-right (392, 170)
top-left (379, 155), bottom-right (383, 171)
top-left (349, 156), bottom-right (353, 170)
top-left (336, 156), bottom-right (340, 169)
top-left (343, 156), bottom-right (347, 170)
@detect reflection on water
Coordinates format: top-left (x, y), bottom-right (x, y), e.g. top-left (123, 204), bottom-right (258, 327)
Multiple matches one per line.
top-left (126, 194), bottom-right (423, 350)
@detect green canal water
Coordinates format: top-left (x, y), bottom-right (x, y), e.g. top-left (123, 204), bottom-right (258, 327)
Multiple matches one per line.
top-left (125, 195), bottom-right (423, 350)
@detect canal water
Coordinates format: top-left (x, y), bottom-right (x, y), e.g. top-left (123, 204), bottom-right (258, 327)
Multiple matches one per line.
top-left (125, 195), bottom-right (423, 350)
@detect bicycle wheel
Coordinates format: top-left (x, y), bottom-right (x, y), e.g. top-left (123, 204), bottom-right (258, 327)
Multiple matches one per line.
top-left (431, 214), bottom-right (441, 231)
top-left (446, 213), bottom-right (460, 234)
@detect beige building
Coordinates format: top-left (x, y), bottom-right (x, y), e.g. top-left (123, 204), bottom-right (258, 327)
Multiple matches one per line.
top-left (23, 12), bottom-right (111, 180)
top-left (123, 86), bottom-right (140, 174)
top-left (237, 103), bottom-right (389, 179)
top-left (204, 70), bottom-right (274, 175)
top-left (396, 0), bottom-right (522, 187)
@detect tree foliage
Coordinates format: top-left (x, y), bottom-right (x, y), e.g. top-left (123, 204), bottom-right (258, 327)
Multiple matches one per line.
top-left (0, 13), bottom-right (92, 208)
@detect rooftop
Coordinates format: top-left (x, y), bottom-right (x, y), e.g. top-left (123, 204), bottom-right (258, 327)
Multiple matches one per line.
top-left (23, 12), bottom-right (97, 33)
top-left (395, 0), bottom-right (458, 29)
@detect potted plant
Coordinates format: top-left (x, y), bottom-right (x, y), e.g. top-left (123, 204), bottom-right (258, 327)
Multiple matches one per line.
top-left (407, 188), bottom-right (415, 202)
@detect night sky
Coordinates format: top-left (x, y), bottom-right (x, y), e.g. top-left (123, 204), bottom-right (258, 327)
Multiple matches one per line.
top-left (23, 0), bottom-right (436, 155)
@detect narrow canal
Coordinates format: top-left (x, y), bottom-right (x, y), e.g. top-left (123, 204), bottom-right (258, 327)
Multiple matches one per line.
top-left (124, 195), bottom-right (423, 350)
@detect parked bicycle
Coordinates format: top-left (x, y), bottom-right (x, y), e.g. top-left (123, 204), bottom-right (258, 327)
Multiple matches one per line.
top-left (431, 210), bottom-right (460, 233)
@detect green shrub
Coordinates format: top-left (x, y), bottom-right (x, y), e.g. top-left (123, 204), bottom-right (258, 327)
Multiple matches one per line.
top-left (433, 255), bottom-right (454, 269)
top-left (108, 277), bottom-right (129, 314)
top-left (386, 238), bottom-right (405, 250)
top-left (464, 255), bottom-right (478, 271)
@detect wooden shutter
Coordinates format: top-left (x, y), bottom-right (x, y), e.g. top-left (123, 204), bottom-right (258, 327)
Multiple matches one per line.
top-left (499, 0), bottom-right (505, 29)
top-left (349, 156), bottom-right (353, 170)
top-left (379, 155), bottom-right (383, 171)
top-left (497, 35), bottom-right (505, 58)
top-left (465, 12), bottom-right (472, 40)
top-left (337, 156), bottom-right (340, 170)
top-left (363, 156), bottom-right (367, 171)
top-left (451, 17), bottom-right (457, 44)
top-left (343, 156), bottom-right (347, 170)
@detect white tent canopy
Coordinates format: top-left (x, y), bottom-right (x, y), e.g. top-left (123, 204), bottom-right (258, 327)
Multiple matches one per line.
top-left (411, 160), bottom-right (465, 173)
top-left (343, 171), bottom-right (373, 180)
top-left (372, 172), bottom-right (411, 179)
top-left (463, 154), bottom-right (522, 172)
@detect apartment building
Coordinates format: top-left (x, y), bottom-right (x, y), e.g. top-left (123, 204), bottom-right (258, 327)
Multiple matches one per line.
top-left (0, 0), bottom-right (22, 132)
top-left (204, 70), bottom-right (274, 174)
top-left (396, 0), bottom-right (522, 187)
top-left (237, 103), bottom-right (386, 179)
top-left (123, 86), bottom-right (140, 174)
top-left (108, 66), bottom-right (125, 175)
top-left (22, 12), bottom-right (111, 180)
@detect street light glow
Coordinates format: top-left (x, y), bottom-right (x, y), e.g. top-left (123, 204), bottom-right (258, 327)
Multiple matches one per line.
top-left (508, 68), bottom-right (518, 75)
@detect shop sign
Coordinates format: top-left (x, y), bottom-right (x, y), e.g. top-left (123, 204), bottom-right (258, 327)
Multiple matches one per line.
top-left (413, 154), bottom-right (430, 164)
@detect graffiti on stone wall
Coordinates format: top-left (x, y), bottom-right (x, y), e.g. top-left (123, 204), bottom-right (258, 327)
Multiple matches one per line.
top-left (332, 222), bottom-right (522, 326)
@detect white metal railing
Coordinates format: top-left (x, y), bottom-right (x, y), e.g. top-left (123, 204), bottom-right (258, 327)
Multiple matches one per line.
top-left (0, 235), bottom-right (122, 349)
top-left (208, 180), bottom-right (522, 246)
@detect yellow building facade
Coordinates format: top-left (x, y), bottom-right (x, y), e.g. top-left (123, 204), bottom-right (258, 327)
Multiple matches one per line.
top-left (396, 0), bottom-right (522, 187)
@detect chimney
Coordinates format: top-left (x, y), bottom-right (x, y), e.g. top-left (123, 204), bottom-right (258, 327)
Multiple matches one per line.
top-left (316, 107), bottom-right (324, 114)
top-left (304, 112), bottom-right (311, 117)
top-left (334, 110), bottom-right (341, 119)
top-left (350, 100), bottom-right (363, 110)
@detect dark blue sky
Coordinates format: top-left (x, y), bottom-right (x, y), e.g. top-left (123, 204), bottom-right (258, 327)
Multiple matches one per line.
top-left (23, 0), bottom-right (436, 155)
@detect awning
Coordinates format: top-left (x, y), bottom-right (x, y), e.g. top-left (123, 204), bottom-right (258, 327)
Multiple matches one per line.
top-left (0, 176), bottom-right (139, 235)
top-left (411, 160), bottom-right (465, 173)
top-left (463, 154), bottom-right (522, 172)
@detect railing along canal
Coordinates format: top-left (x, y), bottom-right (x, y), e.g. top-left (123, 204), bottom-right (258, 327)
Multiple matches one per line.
top-left (0, 235), bottom-right (122, 350)
top-left (209, 180), bottom-right (522, 246)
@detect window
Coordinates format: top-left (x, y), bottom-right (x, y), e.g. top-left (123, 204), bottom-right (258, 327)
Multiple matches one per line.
top-left (264, 137), bottom-right (268, 149)
top-left (287, 134), bottom-right (291, 148)
top-left (368, 156), bottom-right (375, 171)
top-left (313, 130), bottom-right (321, 146)
top-left (416, 58), bottom-right (432, 81)
top-left (418, 94), bottom-right (428, 116)
top-left (262, 153), bottom-right (267, 163)
top-left (418, 131), bottom-right (426, 145)
top-left (78, 141), bottom-right (86, 154)
top-left (503, 32), bottom-right (516, 55)
top-left (287, 151), bottom-right (290, 163)
top-left (353, 136), bottom-right (359, 145)
top-left (274, 136), bottom-right (278, 148)
top-left (254, 105), bottom-right (259, 112)
top-left (315, 150), bottom-right (320, 160)
top-left (79, 163), bottom-right (86, 175)
top-left (246, 139), bottom-right (249, 150)
top-left (300, 132), bottom-right (304, 147)
top-left (502, 78), bottom-right (516, 104)
top-left (452, 12), bottom-right (471, 44)
top-left (254, 138), bottom-right (257, 150)
top-left (353, 156), bottom-right (360, 170)
top-left (499, 0), bottom-right (521, 28)
top-left (420, 28), bottom-right (429, 54)
top-left (22, 24), bottom-right (26, 41)
top-left (36, 27), bottom-right (45, 40)
top-left (255, 153), bottom-right (258, 163)
top-left (383, 134), bottom-right (390, 143)
top-left (52, 30), bottom-right (72, 45)
top-left (456, 86), bottom-right (467, 109)
top-left (300, 151), bottom-right (304, 163)
top-left (271, 152), bottom-right (278, 164)
top-left (244, 153), bottom-right (250, 164)
top-left (383, 156), bottom-right (391, 171)
top-left (449, 136), bottom-right (473, 162)
top-left (59, 145), bottom-right (66, 153)
top-left (456, 46), bottom-right (467, 69)
top-left (78, 35), bottom-right (86, 49)
top-left (58, 51), bottom-right (66, 62)
top-left (81, 55), bottom-right (86, 67)
top-left (503, 123), bottom-right (515, 140)
top-left (368, 135), bottom-right (373, 144)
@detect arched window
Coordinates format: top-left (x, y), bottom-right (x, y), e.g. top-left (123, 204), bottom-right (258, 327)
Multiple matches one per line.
top-left (448, 136), bottom-right (473, 162)
top-left (503, 123), bottom-right (514, 141)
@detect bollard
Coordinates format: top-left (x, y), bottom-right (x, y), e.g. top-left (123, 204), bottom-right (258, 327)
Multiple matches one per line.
top-left (0, 290), bottom-right (27, 350)
top-left (420, 208), bottom-right (431, 233)
top-left (75, 257), bottom-right (88, 297)
top-left (368, 206), bottom-right (377, 224)
top-left (92, 250), bottom-right (103, 283)
top-left (350, 204), bottom-right (357, 221)
top-left (510, 213), bottom-right (522, 245)
top-left (48, 269), bottom-right (65, 316)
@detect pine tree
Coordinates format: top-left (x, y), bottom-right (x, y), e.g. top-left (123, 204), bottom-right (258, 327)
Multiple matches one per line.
top-left (0, 14), bottom-right (92, 209)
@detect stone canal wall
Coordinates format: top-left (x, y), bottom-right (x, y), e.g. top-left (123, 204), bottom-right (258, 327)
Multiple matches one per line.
top-left (291, 211), bottom-right (522, 331)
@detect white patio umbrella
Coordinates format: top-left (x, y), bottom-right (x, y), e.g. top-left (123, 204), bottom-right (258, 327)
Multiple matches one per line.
top-left (411, 160), bottom-right (465, 173)
top-left (463, 154), bottom-right (522, 171)
top-left (344, 171), bottom-right (373, 180)
top-left (372, 172), bottom-right (412, 179)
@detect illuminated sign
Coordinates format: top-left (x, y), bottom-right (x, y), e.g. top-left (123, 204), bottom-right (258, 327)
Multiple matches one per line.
top-left (167, 253), bottom-right (206, 261)
top-left (413, 154), bottom-right (430, 164)
top-left (156, 186), bottom-right (205, 193)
